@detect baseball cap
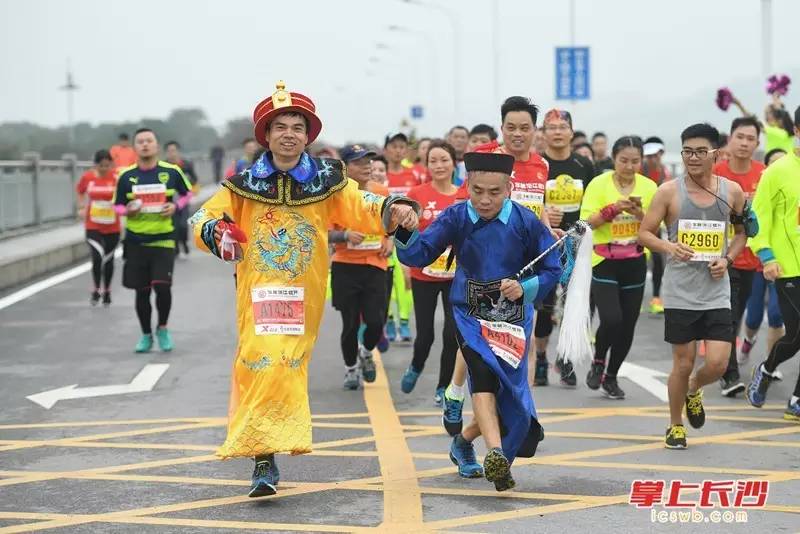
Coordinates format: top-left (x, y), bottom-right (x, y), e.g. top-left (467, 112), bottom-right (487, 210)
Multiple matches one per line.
top-left (340, 144), bottom-right (377, 163)
top-left (384, 132), bottom-right (409, 147)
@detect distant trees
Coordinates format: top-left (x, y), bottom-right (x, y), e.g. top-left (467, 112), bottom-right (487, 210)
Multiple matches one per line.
top-left (0, 108), bottom-right (252, 160)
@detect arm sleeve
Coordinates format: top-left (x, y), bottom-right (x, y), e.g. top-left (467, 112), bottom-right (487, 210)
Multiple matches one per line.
top-left (191, 187), bottom-right (236, 259)
top-left (395, 206), bottom-right (456, 268)
top-left (328, 229), bottom-right (347, 243)
top-left (327, 178), bottom-right (388, 235)
top-left (749, 167), bottom-right (775, 263)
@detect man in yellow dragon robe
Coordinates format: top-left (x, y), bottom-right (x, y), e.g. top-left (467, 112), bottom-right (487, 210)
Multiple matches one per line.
top-left (191, 82), bottom-right (419, 497)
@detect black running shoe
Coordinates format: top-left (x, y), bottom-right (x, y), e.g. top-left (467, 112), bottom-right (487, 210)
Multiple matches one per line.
top-left (601, 376), bottom-right (625, 400)
top-left (586, 362), bottom-right (604, 390)
top-left (665, 424), bottom-right (687, 449)
top-left (102, 292), bottom-right (111, 307)
top-left (90, 291), bottom-right (101, 306)
top-left (719, 372), bottom-right (745, 398)
top-left (483, 448), bottom-right (515, 492)
top-left (685, 389), bottom-right (706, 429)
top-left (534, 358), bottom-right (549, 386)
top-left (556, 358), bottom-right (577, 388)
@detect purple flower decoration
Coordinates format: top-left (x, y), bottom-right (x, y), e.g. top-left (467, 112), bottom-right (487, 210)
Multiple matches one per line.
top-left (766, 74), bottom-right (791, 96)
top-left (716, 87), bottom-right (733, 111)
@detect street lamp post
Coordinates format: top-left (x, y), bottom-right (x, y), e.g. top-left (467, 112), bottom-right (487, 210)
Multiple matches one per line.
top-left (59, 61), bottom-right (79, 148)
top-left (761, 0), bottom-right (773, 78)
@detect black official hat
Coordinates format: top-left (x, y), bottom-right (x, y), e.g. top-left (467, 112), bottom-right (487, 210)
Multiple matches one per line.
top-left (464, 152), bottom-right (515, 175)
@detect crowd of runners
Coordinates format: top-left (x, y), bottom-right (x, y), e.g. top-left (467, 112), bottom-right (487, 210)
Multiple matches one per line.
top-left (72, 82), bottom-right (800, 496)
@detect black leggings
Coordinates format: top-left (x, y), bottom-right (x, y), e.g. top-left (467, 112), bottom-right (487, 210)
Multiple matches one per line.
top-left (331, 263), bottom-right (386, 367)
top-left (410, 278), bottom-right (457, 389)
top-left (135, 284), bottom-right (172, 335)
top-left (456, 330), bottom-right (499, 394)
top-left (534, 290), bottom-right (556, 340)
top-left (725, 268), bottom-right (754, 377)
top-left (651, 251), bottom-right (664, 298)
top-left (764, 277), bottom-right (800, 397)
top-left (591, 256), bottom-right (647, 377)
top-left (86, 231), bottom-right (119, 290)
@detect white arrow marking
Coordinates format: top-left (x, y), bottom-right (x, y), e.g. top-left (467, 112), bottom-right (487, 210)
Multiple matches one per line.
top-left (618, 361), bottom-right (669, 403)
top-left (26, 363), bottom-right (169, 409)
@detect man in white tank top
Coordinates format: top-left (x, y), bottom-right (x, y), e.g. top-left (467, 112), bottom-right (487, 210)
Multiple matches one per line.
top-left (639, 123), bottom-right (747, 450)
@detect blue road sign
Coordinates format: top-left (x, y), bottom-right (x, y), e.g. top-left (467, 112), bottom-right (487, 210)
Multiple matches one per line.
top-left (555, 47), bottom-right (591, 101)
top-left (410, 105), bottom-right (424, 119)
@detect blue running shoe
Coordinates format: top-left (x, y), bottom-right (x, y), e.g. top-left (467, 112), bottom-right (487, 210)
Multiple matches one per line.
top-left (401, 366), bottom-right (421, 393)
top-left (785, 399), bottom-right (800, 422)
top-left (249, 455), bottom-right (279, 497)
top-left (386, 319), bottom-right (397, 342)
top-left (359, 346), bottom-right (376, 383)
top-left (156, 327), bottom-right (173, 352)
top-left (746, 362), bottom-right (772, 408)
top-left (377, 332), bottom-right (390, 353)
top-left (449, 435), bottom-right (483, 478)
top-left (135, 334), bottom-right (153, 353)
top-left (442, 392), bottom-right (464, 436)
top-left (399, 319), bottom-right (412, 343)
top-left (434, 386), bottom-right (445, 407)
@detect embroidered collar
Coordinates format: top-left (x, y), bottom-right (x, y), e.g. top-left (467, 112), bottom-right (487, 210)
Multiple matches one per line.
top-left (467, 198), bottom-right (512, 224)
top-left (250, 152), bottom-right (318, 184)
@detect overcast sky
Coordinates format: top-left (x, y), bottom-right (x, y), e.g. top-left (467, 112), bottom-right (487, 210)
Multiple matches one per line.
top-left (2, 0), bottom-right (799, 146)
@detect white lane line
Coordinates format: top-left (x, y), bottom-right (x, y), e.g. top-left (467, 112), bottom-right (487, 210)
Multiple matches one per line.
top-left (0, 248), bottom-right (122, 311)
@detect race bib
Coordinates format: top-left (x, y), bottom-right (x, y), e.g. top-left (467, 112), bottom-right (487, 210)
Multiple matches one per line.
top-left (511, 190), bottom-right (545, 218)
top-left (610, 213), bottom-right (640, 245)
top-left (388, 186), bottom-right (412, 196)
top-left (251, 286), bottom-right (305, 335)
top-left (545, 176), bottom-right (584, 213)
top-left (422, 247), bottom-right (456, 279)
top-left (678, 219), bottom-right (725, 261)
top-left (479, 320), bottom-right (526, 369)
top-left (347, 234), bottom-right (382, 251)
top-left (89, 200), bottom-right (115, 225)
top-left (132, 183), bottom-right (167, 213)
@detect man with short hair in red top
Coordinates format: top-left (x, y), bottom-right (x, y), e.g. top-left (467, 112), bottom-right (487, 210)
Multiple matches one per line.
top-left (76, 149), bottom-right (121, 306)
top-left (385, 132), bottom-right (421, 195)
top-left (712, 116), bottom-right (766, 397)
top-left (109, 133), bottom-right (137, 170)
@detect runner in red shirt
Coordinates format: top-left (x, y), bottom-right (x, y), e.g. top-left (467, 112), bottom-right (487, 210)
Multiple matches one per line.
top-left (400, 140), bottom-right (462, 405)
top-left (712, 116), bottom-right (766, 397)
top-left (76, 149), bottom-right (121, 306)
top-left (385, 132), bottom-right (421, 195)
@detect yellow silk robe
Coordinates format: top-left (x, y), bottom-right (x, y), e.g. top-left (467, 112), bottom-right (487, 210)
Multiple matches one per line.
top-left (192, 155), bottom-right (387, 458)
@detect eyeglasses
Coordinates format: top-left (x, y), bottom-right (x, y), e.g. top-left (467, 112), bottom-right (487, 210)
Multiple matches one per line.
top-left (680, 148), bottom-right (717, 160)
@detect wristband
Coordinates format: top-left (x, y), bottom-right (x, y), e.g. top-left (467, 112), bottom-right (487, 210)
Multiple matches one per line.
top-left (600, 204), bottom-right (621, 222)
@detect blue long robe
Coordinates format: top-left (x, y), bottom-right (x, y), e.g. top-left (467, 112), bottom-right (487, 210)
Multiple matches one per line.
top-left (396, 199), bottom-right (561, 462)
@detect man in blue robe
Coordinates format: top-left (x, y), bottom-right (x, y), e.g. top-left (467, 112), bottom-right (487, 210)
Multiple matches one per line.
top-left (396, 151), bottom-right (561, 491)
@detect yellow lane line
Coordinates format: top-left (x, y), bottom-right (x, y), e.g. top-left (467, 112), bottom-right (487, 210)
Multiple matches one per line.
top-left (363, 350), bottom-right (423, 529)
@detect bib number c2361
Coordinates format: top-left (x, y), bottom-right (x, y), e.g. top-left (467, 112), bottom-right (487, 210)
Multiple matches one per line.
top-left (677, 219), bottom-right (725, 261)
top-left (251, 286), bottom-right (304, 335)
top-left (545, 175), bottom-right (584, 213)
top-left (479, 320), bottom-right (526, 369)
